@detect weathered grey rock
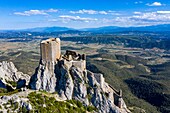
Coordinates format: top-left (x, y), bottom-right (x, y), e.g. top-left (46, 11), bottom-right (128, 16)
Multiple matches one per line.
top-left (0, 94), bottom-right (32, 113)
top-left (30, 60), bottom-right (131, 113)
top-left (70, 67), bottom-right (89, 105)
top-left (30, 61), bottom-right (57, 92)
top-left (57, 65), bottom-right (74, 100)
top-left (0, 61), bottom-right (30, 89)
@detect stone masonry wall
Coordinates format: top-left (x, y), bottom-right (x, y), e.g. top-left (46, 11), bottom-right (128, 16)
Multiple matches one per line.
top-left (40, 38), bottom-right (61, 61)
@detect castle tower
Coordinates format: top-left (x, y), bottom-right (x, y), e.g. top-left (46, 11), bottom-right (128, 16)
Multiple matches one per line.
top-left (40, 38), bottom-right (61, 61)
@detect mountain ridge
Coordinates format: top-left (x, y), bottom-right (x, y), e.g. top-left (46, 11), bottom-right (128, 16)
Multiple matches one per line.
top-left (1, 24), bottom-right (170, 32)
top-left (81, 24), bottom-right (170, 32)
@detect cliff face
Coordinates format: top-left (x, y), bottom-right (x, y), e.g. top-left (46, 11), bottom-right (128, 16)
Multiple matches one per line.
top-left (29, 60), bottom-right (130, 113)
top-left (0, 61), bottom-right (30, 89)
top-left (29, 60), bottom-right (57, 92)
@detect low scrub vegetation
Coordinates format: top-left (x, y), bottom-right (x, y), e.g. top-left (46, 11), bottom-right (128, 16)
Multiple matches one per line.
top-left (28, 92), bottom-right (97, 113)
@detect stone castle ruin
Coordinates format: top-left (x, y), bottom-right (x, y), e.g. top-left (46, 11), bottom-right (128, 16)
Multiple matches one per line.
top-left (30, 38), bottom-right (130, 113)
top-left (40, 38), bottom-right (86, 70)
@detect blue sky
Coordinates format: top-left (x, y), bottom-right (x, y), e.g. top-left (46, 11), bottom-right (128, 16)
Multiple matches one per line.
top-left (0, 0), bottom-right (170, 29)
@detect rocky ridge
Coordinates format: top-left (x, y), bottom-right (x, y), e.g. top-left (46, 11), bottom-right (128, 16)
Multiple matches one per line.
top-left (0, 60), bottom-right (130, 113)
top-left (29, 59), bottom-right (130, 113)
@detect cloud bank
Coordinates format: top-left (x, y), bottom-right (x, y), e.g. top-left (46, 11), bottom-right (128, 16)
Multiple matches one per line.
top-left (69, 9), bottom-right (119, 15)
top-left (59, 15), bottom-right (97, 22)
top-left (12, 8), bottom-right (170, 28)
top-left (14, 9), bottom-right (58, 16)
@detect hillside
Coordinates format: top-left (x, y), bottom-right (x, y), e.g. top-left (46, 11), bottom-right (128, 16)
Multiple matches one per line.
top-left (60, 34), bottom-right (170, 50)
top-left (0, 32), bottom-right (170, 113)
top-left (87, 52), bottom-right (170, 113)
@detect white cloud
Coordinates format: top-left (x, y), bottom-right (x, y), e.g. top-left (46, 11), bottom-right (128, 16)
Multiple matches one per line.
top-left (102, 11), bottom-right (170, 27)
top-left (134, 12), bottom-right (142, 14)
top-left (14, 10), bottom-right (48, 16)
top-left (13, 8), bottom-right (170, 28)
top-left (146, 2), bottom-right (164, 6)
top-left (59, 15), bottom-right (97, 22)
top-left (14, 9), bottom-right (58, 16)
top-left (99, 11), bottom-right (108, 15)
top-left (70, 9), bottom-right (97, 14)
top-left (157, 11), bottom-right (170, 14)
top-left (130, 11), bottom-right (170, 23)
top-left (70, 9), bottom-right (109, 15)
top-left (49, 10), bottom-right (170, 27)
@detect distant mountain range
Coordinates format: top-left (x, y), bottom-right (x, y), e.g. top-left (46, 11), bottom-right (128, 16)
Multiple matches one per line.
top-left (1, 24), bottom-right (170, 32)
top-left (22, 26), bottom-right (74, 32)
top-left (81, 24), bottom-right (170, 32)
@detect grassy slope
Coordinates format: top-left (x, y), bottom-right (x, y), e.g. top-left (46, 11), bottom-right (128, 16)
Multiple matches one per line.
top-left (27, 92), bottom-right (97, 113)
top-left (0, 90), bottom-right (97, 113)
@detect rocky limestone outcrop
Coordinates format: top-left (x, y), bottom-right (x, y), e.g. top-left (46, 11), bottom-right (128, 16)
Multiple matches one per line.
top-left (30, 60), bottom-right (130, 113)
top-left (0, 61), bottom-right (30, 89)
top-left (29, 60), bottom-right (57, 93)
top-left (0, 93), bottom-right (32, 112)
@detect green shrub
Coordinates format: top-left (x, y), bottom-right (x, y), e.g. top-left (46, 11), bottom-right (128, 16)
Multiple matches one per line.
top-left (28, 92), bottom-right (97, 113)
